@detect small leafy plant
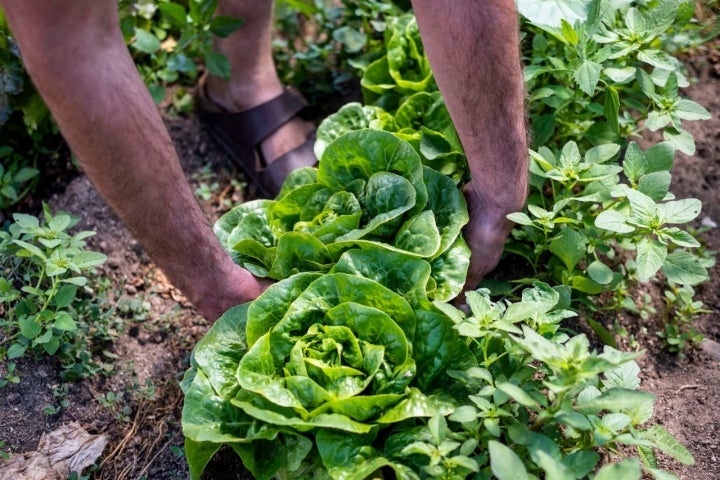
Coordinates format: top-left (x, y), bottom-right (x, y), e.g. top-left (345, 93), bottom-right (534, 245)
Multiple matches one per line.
top-left (215, 129), bottom-right (470, 301)
top-left (119, 0), bottom-right (243, 106)
top-left (0, 146), bottom-right (39, 210)
top-left (0, 205), bottom-right (109, 379)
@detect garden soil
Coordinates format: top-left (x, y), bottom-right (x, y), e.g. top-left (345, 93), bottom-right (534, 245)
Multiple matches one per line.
top-left (1, 56), bottom-right (719, 479)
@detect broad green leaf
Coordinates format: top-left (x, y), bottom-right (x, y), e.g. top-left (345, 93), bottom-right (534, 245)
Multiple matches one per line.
top-left (209, 16), bottom-right (244, 37)
top-left (507, 212), bottom-right (535, 226)
top-left (496, 382), bottom-right (539, 409)
top-left (585, 143), bottom-right (620, 164)
top-left (579, 388), bottom-right (656, 413)
top-left (315, 103), bottom-right (390, 159)
top-left (575, 60), bottom-right (602, 96)
top-left (72, 251), bottom-right (107, 269)
top-left (132, 28), bottom-right (160, 54)
top-left (535, 450), bottom-right (574, 480)
top-left (19, 316), bottom-right (41, 339)
top-left (517, 0), bottom-right (589, 27)
top-left (53, 311), bottom-right (77, 332)
top-left (595, 210), bottom-right (634, 233)
top-left (604, 67), bottom-right (636, 83)
top-left (638, 172), bottom-right (671, 202)
top-left (660, 228), bottom-right (699, 248)
top-left (53, 284), bottom-right (77, 308)
top-left (636, 238), bottom-right (667, 281)
top-left (623, 143), bottom-right (647, 182)
top-left (184, 438), bottom-right (221, 480)
top-left (7, 343), bottom-right (27, 359)
top-left (657, 198), bottom-right (701, 224)
top-left (429, 235), bottom-right (471, 301)
top-left (331, 247), bottom-right (432, 307)
top-left (394, 210), bottom-right (441, 257)
top-left (550, 228), bottom-right (586, 271)
top-left (604, 360), bottom-right (641, 390)
top-left (182, 368), bottom-right (281, 445)
top-left (593, 459), bottom-right (641, 480)
top-left (214, 199), bottom-right (275, 249)
top-left (562, 450), bottom-right (600, 478)
top-left (319, 130), bottom-right (427, 217)
top-left (158, 2), bottom-right (187, 29)
top-left (663, 128), bottom-right (695, 155)
top-left (587, 260), bottom-right (613, 285)
top-left (645, 142), bottom-right (675, 173)
top-left (11, 239), bottom-right (47, 260)
top-left (193, 304), bottom-right (251, 398)
top-left (204, 52), bottom-right (231, 80)
top-left (662, 251), bottom-right (708, 285)
top-left (247, 273), bottom-right (322, 346)
top-left (489, 440), bottom-right (530, 480)
top-left (638, 50), bottom-right (676, 70)
top-left (673, 99), bottom-right (712, 121)
top-left (413, 310), bottom-right (476, 390)
top-left (422, 166), bottom-right (469, 255)
top-left (561, 19), bottom-right (579, 45)
top-left (641, 425), bottom-right (695, 465)
top-left (268, 233), bottom-right (332, 279)
top-left (604, 86), bottom-right (619, 133)
top-left (333, 26), bottom-right (368, 53)
top-left (626, 188), bottom-right (658, 223)
top-left (317, 430), bottom-right (391, 480)
top-left (625, 7), bottom-right (646, 34)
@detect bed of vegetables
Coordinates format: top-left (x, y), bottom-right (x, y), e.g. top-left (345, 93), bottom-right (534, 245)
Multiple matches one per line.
top-left (180, 2), bottom-right (714, 479)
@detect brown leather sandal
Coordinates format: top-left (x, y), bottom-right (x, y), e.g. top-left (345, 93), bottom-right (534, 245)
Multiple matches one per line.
top-left (196, 84), bottom-right (317, 198)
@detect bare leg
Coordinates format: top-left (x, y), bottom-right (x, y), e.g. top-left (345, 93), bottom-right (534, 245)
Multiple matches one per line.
top-left (205, 0), bottom-right (314, 162)
top-left (413, 0), bottom-right (529, 293)
top-left (0, 0), bottom-right (267, 321)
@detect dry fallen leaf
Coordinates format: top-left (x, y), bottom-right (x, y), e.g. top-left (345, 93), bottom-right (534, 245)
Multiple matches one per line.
top-left (0, 422), bottom-right (107, 480)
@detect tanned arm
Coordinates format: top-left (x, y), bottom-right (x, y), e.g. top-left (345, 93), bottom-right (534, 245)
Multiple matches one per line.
top-left (0, 0), bottom-right (267, 321)
top-left (412, 0), bottom-right (529, 293)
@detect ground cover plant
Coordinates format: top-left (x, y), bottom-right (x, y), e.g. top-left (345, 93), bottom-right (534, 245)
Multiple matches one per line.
top-left (181, 0), bottom-right (715, 478)
top-left (0, 205), bottom-right (117, 381)
top-left (0, 1), bottom-right (717, 479)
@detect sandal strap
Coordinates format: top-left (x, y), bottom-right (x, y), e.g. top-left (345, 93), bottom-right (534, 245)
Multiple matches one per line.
top-left (199, 86), bottom-right (309, 147)
top-left (259, 135), bottom-right (317, 196)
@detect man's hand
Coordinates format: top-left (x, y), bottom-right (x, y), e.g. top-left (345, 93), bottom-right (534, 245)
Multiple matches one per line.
top-left (459, 181), bottom-right (525, 301)
top-left (191, 259), bottom-right (272, 323)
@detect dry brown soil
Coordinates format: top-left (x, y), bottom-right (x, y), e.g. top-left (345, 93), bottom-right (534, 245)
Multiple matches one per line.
top-left (0, 57), bottom-right (718, 479)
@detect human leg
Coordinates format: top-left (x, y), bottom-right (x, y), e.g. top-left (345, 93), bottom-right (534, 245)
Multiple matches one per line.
top-left (412, 0), bottom-right (529, 293)
top-left (202, 0), bottom-right (314, 167)
top-left (0, 0), bottom-right (267, 320)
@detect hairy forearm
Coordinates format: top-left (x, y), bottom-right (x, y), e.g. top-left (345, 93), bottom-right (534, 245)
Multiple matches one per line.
top-left (413, 0), bottom-right (528, 213)
top-left (2, 1), bottom-right (260, 318)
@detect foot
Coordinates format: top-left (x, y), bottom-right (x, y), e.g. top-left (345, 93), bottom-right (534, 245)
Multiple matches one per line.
top-left (202, 76), bottom-right (315, 167)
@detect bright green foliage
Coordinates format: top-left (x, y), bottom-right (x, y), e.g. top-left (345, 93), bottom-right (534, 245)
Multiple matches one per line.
top-left (215, 129), bottom-right (470, 302)
top-left (0, 205), bottom-right (112, 379)
top-left (182, 281), bottom-right (695, 478)
top-left (181, 267), bottom-right (475, 479)
top-left (315, 93), bottom-right (468, 184)
top-left (387, 286), bottom-right (693, 479)
top-left (273, 0), bottom-right (407, 101)
top-left (119, 0), bottom-right (243, 107)
top-left (498, 0), bottom-right (714, 349)
top-left (1, 12), bottom-right (61, 201)
top-left (182, 1), bottom-right (710, 477)
top-left (0, 146), bottom-right (39, 209)
top-left (522, 0), bottom-right (710, 152)
top-left (355, 13), bottom-right (437, 111)
top-left (658, 283), bottom-right (709, 354)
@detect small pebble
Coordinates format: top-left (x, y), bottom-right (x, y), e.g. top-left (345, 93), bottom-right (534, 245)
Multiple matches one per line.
top-left (702, 338), bottom-right (720, 361)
